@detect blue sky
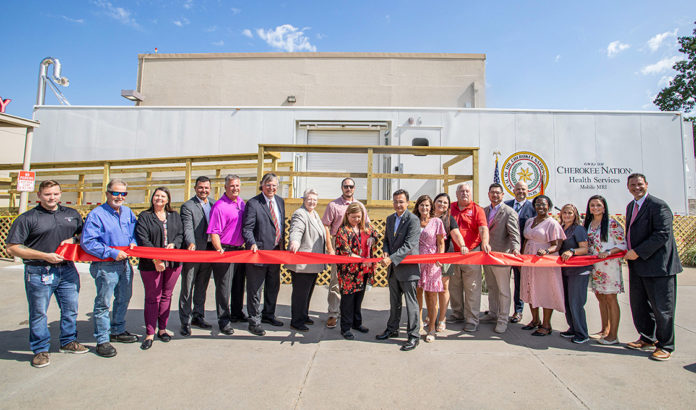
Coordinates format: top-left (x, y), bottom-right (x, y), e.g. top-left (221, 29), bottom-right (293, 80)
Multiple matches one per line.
top-left (1, 1), bottom-right (694, 119)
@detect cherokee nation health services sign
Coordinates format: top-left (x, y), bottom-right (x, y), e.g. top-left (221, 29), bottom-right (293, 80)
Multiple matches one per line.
top-left (502, 151), bottom-right (549, 198)
top-left (502, 150), bottom-right (635, 204)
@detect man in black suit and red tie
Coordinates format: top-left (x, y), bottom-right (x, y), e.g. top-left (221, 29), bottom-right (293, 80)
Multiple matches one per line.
top-left (623, 173), bottom-right (682, 361)
top-left (242, 172), bottom-right (286, 336)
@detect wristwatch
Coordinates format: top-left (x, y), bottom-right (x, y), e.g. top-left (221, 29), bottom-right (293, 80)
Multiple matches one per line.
top-left (569, 248), bottom-right (575, 255)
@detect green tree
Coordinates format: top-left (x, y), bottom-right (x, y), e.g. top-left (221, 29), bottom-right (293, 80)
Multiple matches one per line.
top-left (653, 22), bottom-right (696, 153)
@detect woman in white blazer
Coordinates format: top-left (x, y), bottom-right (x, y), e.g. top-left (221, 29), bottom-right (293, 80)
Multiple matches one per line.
top-left (286, 188), bottom-right (334, 332)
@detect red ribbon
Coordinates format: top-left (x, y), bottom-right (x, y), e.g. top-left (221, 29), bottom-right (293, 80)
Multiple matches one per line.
top-left (55, 244), bottom-right (625, 267)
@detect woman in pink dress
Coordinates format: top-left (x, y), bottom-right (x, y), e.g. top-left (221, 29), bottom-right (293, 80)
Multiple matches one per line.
top-left (520, 195), bottom-right (566, 336)
top-left (413, 195), bottom-right (445, 343)
top-left (432, 193), bottom-right (466, 332)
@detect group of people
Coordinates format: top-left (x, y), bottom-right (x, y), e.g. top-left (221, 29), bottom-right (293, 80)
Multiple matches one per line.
top-left (6, 172), bottom-right (681, 368)
top-left (477, 175), bottom-right (680, 363)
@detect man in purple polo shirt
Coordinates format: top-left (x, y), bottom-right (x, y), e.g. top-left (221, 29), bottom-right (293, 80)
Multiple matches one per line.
top-left (207, 174), bottom-right (245, 335)
top-left (321, 177), bottom-right (369, 329)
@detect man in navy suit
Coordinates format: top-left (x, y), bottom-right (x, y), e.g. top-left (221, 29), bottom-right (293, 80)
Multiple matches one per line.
top-left (376, 189), bottom-right (422, 351)
top-left (242, 173), bottom-right (286, 336)
top-left (504, 181), bottom-right (535, 323)
top-left (179, 176), bottom-right (216, 335)
top-left (623, 173), bottom-right (682, 361)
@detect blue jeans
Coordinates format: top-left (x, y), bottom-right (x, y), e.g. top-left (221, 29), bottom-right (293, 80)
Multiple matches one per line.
top-left (90, 261), bottom-right (133, 344)
top-left (24, 263), bottom-right (80, 354)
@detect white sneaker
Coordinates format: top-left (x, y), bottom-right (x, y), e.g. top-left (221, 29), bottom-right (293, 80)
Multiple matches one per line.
top-left (494, 322), bottom-right (507, 334)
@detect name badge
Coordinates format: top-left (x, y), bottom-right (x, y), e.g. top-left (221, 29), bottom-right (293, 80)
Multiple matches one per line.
top-left (41, 273), bottom-right (54, 285)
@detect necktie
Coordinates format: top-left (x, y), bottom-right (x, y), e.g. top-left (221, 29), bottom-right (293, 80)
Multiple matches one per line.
top-left (269, 199), bottom-right (281, 246)
top-left (514, 202), bottom-right (520, 212)
top-left (627, 201), bottom-right (639, 249)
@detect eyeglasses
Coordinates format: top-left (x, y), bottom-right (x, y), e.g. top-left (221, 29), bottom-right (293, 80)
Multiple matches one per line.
top-left (108, 191), bottom-right (128, 197)
top-left (342, 185), bottom-right (355, 189)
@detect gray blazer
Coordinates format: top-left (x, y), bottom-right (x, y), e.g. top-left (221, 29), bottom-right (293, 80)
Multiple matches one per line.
top-left (483, 203), bottom-right (521, 253)
top-left (384, 210), bottom-right (421, 282)
top-left (180, 196), bottom-right (215, 250)
top-left (285, 206), bottom-right (327, 273)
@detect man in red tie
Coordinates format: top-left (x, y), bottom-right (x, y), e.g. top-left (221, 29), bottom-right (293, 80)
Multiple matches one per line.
top-left (242, 173), bottom-right (286, 336)
top-left (623, 173), bottom-right (682, 361)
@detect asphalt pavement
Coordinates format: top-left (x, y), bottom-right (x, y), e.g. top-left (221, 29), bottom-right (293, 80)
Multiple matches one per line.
top-left (0, 261), bottom-right (694, 409)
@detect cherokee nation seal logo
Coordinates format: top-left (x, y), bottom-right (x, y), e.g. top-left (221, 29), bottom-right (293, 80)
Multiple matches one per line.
top-left (502, 151), bottom-right (549, 198)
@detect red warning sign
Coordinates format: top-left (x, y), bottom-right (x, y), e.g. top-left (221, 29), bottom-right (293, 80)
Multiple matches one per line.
top-left (17, 171), bottom-right (36, 192)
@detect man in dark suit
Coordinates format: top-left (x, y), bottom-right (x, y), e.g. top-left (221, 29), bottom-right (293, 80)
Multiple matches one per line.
top-left (504, 181), bottom-right (535, 323)
top-left (623, 173), bottom-right (682, 361)
top-left (242, 172), bottom-right (286, 336)
top-left (376, 189), bottom-right (421, 351)
top-left (179, 176), bottom-right (216, 336)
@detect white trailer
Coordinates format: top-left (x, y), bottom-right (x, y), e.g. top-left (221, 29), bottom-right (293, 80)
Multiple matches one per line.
top-left (32, 106), bottom-right (695, 215)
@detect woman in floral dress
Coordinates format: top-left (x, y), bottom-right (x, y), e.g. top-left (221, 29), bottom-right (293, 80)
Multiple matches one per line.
top-left (413, 195), bottom-right (445, 342)
top-left (583, 195), bottom-right (626, 345)
top-left (334, 202), bottom-right (377, 340)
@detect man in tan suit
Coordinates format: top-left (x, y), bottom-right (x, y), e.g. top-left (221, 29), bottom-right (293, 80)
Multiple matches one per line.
top-left (481, 183), bottom-right (521, 334)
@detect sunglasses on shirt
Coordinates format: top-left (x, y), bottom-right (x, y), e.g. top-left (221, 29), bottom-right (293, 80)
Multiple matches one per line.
top-left (108, 191), bottom-right (128, 197)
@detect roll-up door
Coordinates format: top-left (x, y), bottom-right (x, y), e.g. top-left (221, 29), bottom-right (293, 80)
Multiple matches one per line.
top-left (306, 130), bottom-right (380, 201)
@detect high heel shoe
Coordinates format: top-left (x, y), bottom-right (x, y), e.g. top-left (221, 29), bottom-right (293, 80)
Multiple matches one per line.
top-left (140, 338), bottom-right (153, 350)
top-left (521, 321), bottom-right (541, 330)
top-left (157, 332), bottom-right (172, 342)
top-left (532, 326), bottom-right (552, 336)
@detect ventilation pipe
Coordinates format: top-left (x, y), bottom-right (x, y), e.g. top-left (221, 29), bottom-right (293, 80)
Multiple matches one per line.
top-left (36, 57), bottom-right (70, 106)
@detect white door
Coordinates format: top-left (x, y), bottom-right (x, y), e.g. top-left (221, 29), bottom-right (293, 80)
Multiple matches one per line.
top-left (306, 130), bottom-right (380, 201)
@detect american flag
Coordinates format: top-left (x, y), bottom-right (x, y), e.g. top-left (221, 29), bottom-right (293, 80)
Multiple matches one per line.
top-left (493, 155), bottom-right (501, 184)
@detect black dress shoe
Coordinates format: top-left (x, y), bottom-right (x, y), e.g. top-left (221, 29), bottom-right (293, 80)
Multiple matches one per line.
top-left (376, 329), bottom-right (399, 340)
top-left (180, 324), bottom-right (191, 337)
top-left (305, 319), bottom-right (315, 325)
top-left (220, 325), bottom-right (235, 336)
top-left (261, 317), bottom-right (284, 327)
top-left (352, 325), bottom-right (369, 334)
top-left (140, 339), bottom-right (153, 350)
top-left (290, 324), bottom-right (310, 332)
top-left (96, 342), bottom-right (117, 357)
top-left (191, 318), bottom-right (212, 329)
top-left (400, 337), bottom-right (419, 351)
top-left (248, 325), bottom-right (266, 336)
top-left (342, 331), bottom-right (355, 340)
top-left (110, 331), bottom-right (139, 343)
top-left (157, 332), bottom-right (172, 342)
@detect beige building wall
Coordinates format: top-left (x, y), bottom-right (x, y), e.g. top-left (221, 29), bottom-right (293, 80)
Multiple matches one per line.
top-left (0, 126), bottom-right (26, 169)
top-left (0, 126), bottom-right (27, 207)
top-left (136, 52), bottom-right (486, 108)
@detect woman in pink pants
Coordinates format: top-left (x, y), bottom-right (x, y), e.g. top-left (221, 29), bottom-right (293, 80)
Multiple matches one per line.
top-left (135, 187), bottom-right (183, 350)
